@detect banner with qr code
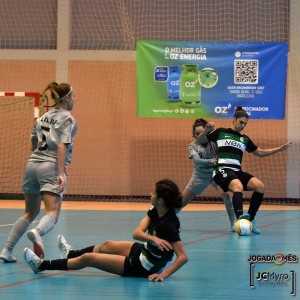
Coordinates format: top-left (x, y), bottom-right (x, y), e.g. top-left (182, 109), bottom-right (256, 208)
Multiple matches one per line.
top-left (137, 40), bottom-right (288, 119)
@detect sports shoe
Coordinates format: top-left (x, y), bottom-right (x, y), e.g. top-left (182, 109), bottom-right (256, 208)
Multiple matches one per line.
top-left (237, 214), bottom-right (250, 221)
top-left (23, 247), bottom-right (42, 273)
top-left (58, 235), bottom-right (73, 259)
top-left (251, 220), bottom-right (261, 234)
top-left (0, 248), bottom-right (17, 263)
top-left (27, 229), bottom-right (45, 259)
top-left (230, 225), bottom-right (236, 232)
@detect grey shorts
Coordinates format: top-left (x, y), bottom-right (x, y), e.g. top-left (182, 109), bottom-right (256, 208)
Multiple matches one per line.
top-left (185, 172), bottom-right (214, 195)
top-left (22, 161), bottom-right (66, 197)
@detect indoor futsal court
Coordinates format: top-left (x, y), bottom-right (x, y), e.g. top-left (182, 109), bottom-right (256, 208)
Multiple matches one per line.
top-left (1, 0), bottom-right (300, 299)
top-left (0, 201), bottom-right (299, 299)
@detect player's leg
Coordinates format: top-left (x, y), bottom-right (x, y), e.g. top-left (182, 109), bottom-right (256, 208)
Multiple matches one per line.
top-left (0, 193), bottom-right (41, 262)
top-left (27, 161), bottom-right (64, 258)
top-left (57, 236), bottom-right (135, 259)
top-left (214, 185), bottom-right (236, 231)
top-left (24, 247), bottom-right (126, 275)
top-left (38, 191), bottom-right (61, 235)
top-left (36, 162), bottom-right (63, 237)
top-left (246, 176), bottom-right (264, 234)
top-left (180, 175), bottom-right (209, 212)
top-left (68, 252), bottom-right (126, 274)
top-left (98, 240), bottom-right (136, 256)
top-left (25, 240), bottom-right (134, 275)
top-left (181, 188), bottom-right (197, 210)
top-left (214, 170), bottom-right (248, 220)
top-left (27, 191), bottom-right (62, 258)
top-left (229, 180), bottom-right (249, 220)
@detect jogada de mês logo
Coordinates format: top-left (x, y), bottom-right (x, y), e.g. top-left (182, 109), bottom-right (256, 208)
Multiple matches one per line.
top-left (248, 253), bottom-right (298, 297)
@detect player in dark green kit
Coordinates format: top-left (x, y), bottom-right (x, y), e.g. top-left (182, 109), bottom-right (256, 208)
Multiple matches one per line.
top-left (197, 106), bottom-right (292, 234)
top-left (24, 179), bottom-right (188, 281)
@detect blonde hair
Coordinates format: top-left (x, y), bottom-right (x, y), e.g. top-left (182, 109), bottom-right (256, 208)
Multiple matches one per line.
top-left (41, 82), bottom-right (72, 106)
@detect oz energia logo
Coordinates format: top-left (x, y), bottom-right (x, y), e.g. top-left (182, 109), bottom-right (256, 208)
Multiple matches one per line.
top-left (214, 103), bottom-right (232, 114)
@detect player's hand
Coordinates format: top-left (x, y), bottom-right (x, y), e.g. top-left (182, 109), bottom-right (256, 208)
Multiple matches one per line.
top-left (148, 273), bottom-right (166, 282)
top-left (56, 175), bottom-right (65, 192)
top-left (205, 122), bottom-right (214, 132)
top-left (211, 158), bottom-right (217, 165)
top-left (280, 141), bottom-right (292, 151)
top-left (152, 237), bottom-right (173, 251)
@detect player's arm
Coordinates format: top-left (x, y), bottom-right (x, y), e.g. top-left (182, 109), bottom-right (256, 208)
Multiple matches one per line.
top-left (30, 124), bottom-right (38, 151)
top-left (189, 144), bottom-right (216, 166)
top-left (132, 216), bottom-right (172, 251)
top-left (196, 121), bottom-right (214, 144)
top-left (56, 143), bottom-right (68, 192)
top-left (252, 141), bottom-right (292, 157)
top-left (193, 154), bottom-right (217, 166)
top-left (148, 240), bottom-right (188, 282)
top-left (31, 136), bottom-right (38, 151)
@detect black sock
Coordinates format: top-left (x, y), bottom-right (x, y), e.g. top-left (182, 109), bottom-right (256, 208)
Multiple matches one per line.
top-left (39, 259), bottom-right (68, 271)
top-left (67, 245), bottom-right (95, 259)
top-left (232, 192), bottom-right (244, 219)
top-left (248, 192), bottom-right (264, 221)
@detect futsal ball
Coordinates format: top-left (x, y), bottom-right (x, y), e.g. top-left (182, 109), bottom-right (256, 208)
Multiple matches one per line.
top-left (235, 219), bottom-right (253, 236)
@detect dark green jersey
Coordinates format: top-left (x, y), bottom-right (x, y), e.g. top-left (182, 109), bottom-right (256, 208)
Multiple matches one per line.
top-left (139, 206), bottom-right (181, 273)
top-left (206, 128), bottom-right (258, 175)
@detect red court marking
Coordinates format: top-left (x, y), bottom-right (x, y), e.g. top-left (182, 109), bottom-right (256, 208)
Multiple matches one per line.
top-left (184, 232), bottom-right (231, 246)
top-left (257, 216), bottom-right (300, 228)
top-left (0, 271), bottom-right (69, 289)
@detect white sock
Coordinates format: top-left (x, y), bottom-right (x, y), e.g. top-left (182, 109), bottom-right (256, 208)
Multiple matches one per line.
top-left (4, 218), bottom-right (30, 252)
top-left (224, 198), bottom-right (236, 226)
top-left (36, 214), bottom-right (57, 236)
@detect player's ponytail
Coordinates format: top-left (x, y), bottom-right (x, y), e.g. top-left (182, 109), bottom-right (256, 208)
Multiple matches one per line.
top-left (234, 106), bottom-right (249, 119)
top-left (41, 82), bottom-right (72, 107)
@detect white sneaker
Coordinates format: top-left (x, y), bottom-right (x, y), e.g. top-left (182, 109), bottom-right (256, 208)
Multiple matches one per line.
top-left (58, 235), bottom-right (73, 259)
top-left (230, 225), bottom-right (236, 232)
top-left (27, 229), bottom-right (45, 259)
top-left (23, 247), bottom-right (42, 273)
top-left (0, 248), bottom-right (17, 263)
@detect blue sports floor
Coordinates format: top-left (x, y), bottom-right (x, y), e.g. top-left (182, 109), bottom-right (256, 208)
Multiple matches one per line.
top-left (0, 201), bottom-right (299, 300)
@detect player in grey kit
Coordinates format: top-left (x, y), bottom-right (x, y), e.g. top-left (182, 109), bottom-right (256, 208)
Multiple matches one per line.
top-left (180, 118), bottom-right (236, 231)
top-left (0, 82), bottom-right (77, 262)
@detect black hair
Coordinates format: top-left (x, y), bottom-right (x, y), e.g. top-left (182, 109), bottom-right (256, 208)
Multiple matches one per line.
top-left (234, 106), bottom-right (249, 119)
top-left (192, 118), bottom-right (207, 137)
top-left (155, 179), bottom-right (182, 209)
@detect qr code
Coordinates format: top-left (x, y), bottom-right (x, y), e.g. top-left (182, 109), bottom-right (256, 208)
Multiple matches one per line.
top-left (234, 60), bottom-right (258, 84)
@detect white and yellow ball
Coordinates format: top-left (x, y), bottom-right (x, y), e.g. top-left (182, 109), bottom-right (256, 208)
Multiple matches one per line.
top-left (235, 219), bottom-right (252, 236)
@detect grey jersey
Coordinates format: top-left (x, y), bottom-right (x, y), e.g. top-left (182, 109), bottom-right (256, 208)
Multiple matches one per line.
top-left (188, 140), bottom-right (216, 176)
top-left (29, 108), bottom-right (77, 165)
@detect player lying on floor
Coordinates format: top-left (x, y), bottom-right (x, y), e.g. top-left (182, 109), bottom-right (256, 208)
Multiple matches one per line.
top-left (24, 179), bottom-right (188, 282)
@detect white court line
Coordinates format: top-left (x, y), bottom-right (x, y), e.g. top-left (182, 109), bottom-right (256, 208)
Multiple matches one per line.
top-left (0, 220), bottom-right (39, 228)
